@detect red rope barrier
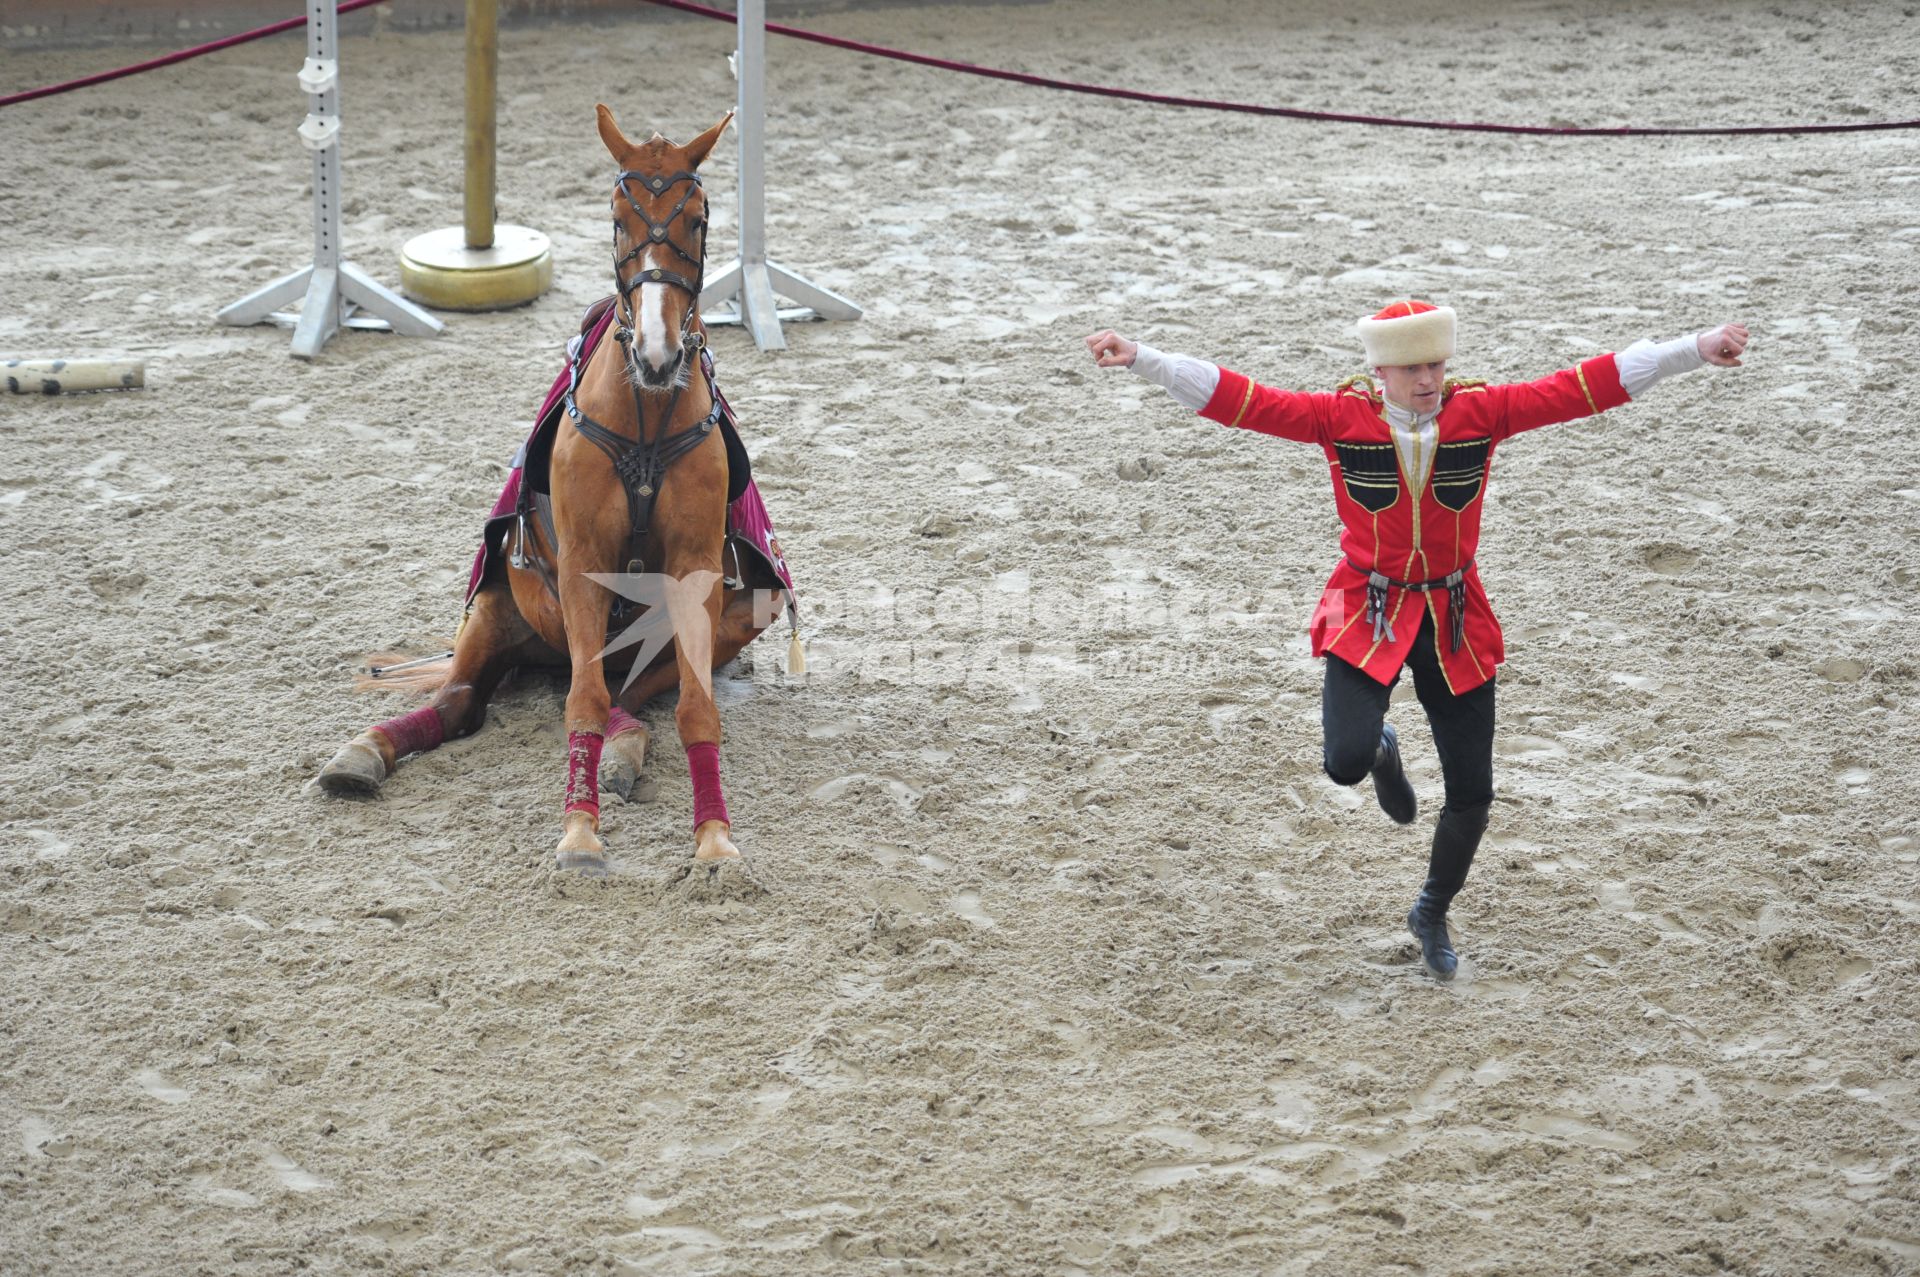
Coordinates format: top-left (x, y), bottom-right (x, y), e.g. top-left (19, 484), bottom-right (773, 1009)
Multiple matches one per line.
top-left (7, 0), bottom-right (1910, 138)
top-left (639, 0), bottom-right (1920, 138)
top-left (0, 0), bottom-right (390, 109)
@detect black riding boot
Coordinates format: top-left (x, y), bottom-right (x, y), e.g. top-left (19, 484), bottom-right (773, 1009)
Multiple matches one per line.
top-left (1406, 800), bottom-right (1491, 980)
top-left (1371, 724), bottom-right (1418, 825)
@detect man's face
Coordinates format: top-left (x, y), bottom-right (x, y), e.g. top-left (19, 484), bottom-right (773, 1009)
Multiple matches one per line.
top-left (1376, 360), bottom-right (1447, 413)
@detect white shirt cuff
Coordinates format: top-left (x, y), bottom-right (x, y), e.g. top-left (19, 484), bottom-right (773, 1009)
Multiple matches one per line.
top-left (1130, 341), bottom-right (1222, 412)
top-left (1617, 332), bottom-right (1707, 399)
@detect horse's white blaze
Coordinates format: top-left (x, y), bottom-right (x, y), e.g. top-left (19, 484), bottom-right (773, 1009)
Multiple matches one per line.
top-left (639, 244), bottom-right (672, 373)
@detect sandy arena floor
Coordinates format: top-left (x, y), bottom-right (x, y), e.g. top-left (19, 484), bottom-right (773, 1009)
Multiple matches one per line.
top-left (3, 1), bottom-right (1917, 1272)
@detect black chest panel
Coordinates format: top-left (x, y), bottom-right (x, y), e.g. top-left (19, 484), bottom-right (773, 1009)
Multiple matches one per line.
top-left (1430, 438), bottom-right (1490, 511)
top-left (1332, 440), bottom-right (1401, 513)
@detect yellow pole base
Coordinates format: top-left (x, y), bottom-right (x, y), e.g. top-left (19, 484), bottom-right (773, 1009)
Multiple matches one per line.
top-left (399, 224), bottom-right (552, 312)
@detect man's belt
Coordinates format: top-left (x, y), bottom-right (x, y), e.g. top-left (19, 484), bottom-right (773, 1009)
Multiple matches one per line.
top-left (1350, 558), bottom-right (1474, 653)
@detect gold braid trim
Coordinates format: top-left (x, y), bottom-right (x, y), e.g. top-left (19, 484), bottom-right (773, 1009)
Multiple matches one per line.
top-left (1574, 364), bottom-right (1598, 414)
top-left (1335, 372), bottom-right (1380, 404)
top-left (1228, 376), bottom-right (1256, 429)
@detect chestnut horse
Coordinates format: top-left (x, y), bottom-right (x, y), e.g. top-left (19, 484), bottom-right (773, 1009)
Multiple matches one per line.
top-left (316, 107), bottom-right (783, 876)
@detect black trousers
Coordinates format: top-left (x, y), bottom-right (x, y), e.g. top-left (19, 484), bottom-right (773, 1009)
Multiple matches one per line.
top-left (1321, 612), bottom-right (1495, 911)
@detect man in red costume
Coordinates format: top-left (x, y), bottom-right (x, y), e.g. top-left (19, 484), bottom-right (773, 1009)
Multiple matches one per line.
top-left (1085, 303), bottom-right (1749, 979)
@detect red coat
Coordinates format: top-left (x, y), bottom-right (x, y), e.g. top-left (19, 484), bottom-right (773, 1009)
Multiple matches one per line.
top-left (1200, 356), bottom-right (1630, 693)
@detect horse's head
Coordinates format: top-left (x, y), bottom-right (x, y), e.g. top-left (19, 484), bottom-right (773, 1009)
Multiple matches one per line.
top-left (596, 104), bottom-right (732, 392)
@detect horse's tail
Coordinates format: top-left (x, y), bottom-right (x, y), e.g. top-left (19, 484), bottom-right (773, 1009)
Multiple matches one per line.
top-left (352, 650), bottom-right (454, 695)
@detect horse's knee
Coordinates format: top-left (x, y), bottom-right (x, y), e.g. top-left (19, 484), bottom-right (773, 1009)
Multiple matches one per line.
top-left (433, 683), bottom-right (488, 740)
top-left (717, 597), bottom-right (765, 648)
top-left (451, 703), bottom-right (486, 739)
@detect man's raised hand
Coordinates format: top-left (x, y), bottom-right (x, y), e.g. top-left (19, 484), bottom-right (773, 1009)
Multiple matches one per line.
top-left (1084, 330), bottom-right (1138, 369)
top-left (1698, 322), bottom-right (1750, 367)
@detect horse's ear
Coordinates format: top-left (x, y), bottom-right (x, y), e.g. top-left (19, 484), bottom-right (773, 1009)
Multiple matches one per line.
top-left (596, 103), bottom-right (633, 160)
top-left (683, 112), bottom-right (734, 169)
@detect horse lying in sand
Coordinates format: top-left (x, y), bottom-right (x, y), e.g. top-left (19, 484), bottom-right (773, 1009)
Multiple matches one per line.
top-left (317, 108), bottom-right (799, 878)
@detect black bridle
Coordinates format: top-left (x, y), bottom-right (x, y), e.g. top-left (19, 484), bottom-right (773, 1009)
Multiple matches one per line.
top-left (609, 166), bottom-right (709, 370)
top-left (559, 166), bottom-right (724, 582)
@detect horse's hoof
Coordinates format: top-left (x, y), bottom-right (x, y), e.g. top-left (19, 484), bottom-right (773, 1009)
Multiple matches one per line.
top-left (316, 738), bottom-right (387, 795)
top-left (599, 754), bottom-right (636, 800)
top-left (554, 809), bottom-right (606, 873)
top-left (693, 821), bottom-right (740, 862)
top-left (553, 849), bottom-right (610, 878)
top-left (600, 729), bottom-right (652, 801)
top-left (599, 759), bottom-right (657, 803)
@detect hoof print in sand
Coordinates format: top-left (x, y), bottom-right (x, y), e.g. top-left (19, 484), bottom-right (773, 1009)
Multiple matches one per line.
top-left (662, 856), bottom-right (766, 903)
top-left (1816, 657), bottom-right (1867, 683)
top-left (1641, 542), bottom-right (1700, 575)
top-left (1761, 931), bottom-right (1869, 990)
top-left (853, 908), bottom-right (970, 959)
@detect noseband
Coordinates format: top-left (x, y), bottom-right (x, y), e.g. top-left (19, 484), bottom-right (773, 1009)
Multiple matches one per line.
top-left (611, 167), bottom-right (708, 367)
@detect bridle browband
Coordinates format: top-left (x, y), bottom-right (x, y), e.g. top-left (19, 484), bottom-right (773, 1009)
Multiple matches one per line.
top-left (558, 165), bottom-right (724, 584)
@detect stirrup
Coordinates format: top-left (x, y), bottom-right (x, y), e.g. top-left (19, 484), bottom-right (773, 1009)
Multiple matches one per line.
top-left (508, 512), bottom-right (531, 569)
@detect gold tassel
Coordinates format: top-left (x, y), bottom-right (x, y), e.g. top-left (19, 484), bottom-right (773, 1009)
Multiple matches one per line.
top-left (787, 627), bottom-right (807, 676)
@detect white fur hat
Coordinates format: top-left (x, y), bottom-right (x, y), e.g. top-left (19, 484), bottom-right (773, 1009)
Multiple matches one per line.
top-left (1356, 300), bottom-right (1456, 366)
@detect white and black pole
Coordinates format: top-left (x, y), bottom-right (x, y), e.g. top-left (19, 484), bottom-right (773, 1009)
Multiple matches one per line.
top-left (700, 0), bottom-right (859, 350)
top-left (218, 0), bottom-right (443, 358)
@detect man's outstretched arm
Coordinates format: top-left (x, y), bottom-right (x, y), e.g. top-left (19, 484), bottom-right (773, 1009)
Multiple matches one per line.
top-left (1499, 322), bottom-right (1750, 438)
top-left (1083, 329), bottom-right (1327, 443)
top-left (1085, 330), bottom-right (1221, 409)
top-left (1617, 322), bottom-right (1750, 395)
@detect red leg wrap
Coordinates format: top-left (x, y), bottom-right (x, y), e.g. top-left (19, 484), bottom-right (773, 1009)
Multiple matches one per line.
top-left (372, 706), bottom-right (445, 759)
top-left (686, 741), bottom-right (730, 831)
top-left (565, 730), bottom-right (604, 820)
top-left (607, 706), bottom-right (643, 739)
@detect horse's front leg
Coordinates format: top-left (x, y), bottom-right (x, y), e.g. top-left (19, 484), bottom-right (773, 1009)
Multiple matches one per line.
top-left (661, 564), bottom-right (737, 862)
top-left (554, 572), bottom-right (617, 873)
